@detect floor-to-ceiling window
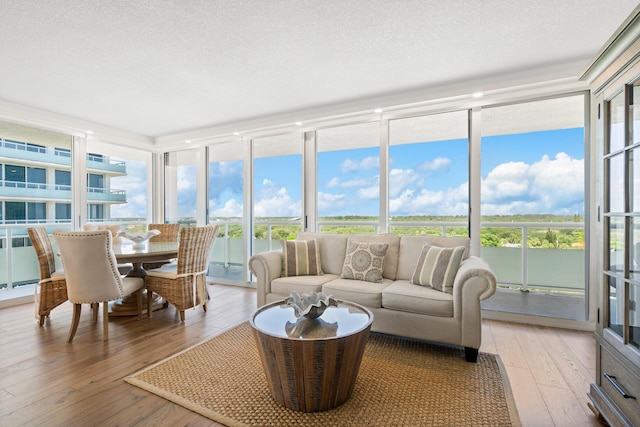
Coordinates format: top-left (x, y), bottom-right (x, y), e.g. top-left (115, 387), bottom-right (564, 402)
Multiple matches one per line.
top-left (208, 140), bottom-right (245, 283)
top-left (388, 110), bottom-right (469, 236)
top-left (316, 122), bottom-right (380, 233)
top-left (0, 120), bottom-right (72, 289)
top-left (164, 149), bottom-right (198, 227)
top-left (479, 94), bottom-right (587, 320)
top-left (85, 140), bottom-right (151, 232)
top-left (253, 133), bottom-right (303, 253)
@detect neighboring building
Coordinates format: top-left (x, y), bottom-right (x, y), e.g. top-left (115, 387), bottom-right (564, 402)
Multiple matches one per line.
top-left (0, 122), bottom-right (127, 226)
top-left (0, 121), bottom-right (128, 288)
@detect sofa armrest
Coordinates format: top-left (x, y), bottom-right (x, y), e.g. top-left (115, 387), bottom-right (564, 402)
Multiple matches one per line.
top-left (248, 250), bottom-right (283, 307)
top-left (452, 256), bottom-right (497, 349)
top-left (454, 256), bottom-right (497, 302)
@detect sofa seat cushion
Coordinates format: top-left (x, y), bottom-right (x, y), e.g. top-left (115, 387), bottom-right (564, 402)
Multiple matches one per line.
top-left (322, 277), bottom-right (392, 308)
top-left (271, 274), bottom-right (339, 296)
top-left (382, 280), bottom-right (453, 317)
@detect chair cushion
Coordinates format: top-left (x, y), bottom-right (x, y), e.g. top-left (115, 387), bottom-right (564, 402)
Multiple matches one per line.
top-left (322, 277), bottom-right (392, 308)
top-left (271, 274), bottom-right (339, 296)
top-left (121, 277), bottom-right (144, 295)
top-left (146, 263), bottom-right (178, 278)
top-left (410, 244), bottom-right (465, 293)
top-left (382, 280), bottom-right (453, 317)
top-left (340, 241), bottom-right (389, 283)
top-left (281, 239), bottom-right (323, 277)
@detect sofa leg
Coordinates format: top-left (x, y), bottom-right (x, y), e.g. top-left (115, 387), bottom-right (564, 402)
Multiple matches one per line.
top-left (465, 347), bottom-right (478, 363)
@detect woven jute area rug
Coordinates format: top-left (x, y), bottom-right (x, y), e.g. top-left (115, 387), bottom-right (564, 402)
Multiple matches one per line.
top-left (125, 322), bottom-right (520, 426)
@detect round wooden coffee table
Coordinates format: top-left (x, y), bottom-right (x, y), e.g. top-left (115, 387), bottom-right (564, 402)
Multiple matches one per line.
top-left (250, 299), bottom-right (373, 412)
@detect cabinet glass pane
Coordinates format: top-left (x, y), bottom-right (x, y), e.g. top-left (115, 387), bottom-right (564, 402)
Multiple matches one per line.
top-left (632, 217), bottom-right (640, 281)
top-left (608, 154), bottom-right (625, 213)
top-left (608, 275), bottom-right (624, 337)
top-left (631, 282), bottom-right (640, 348)
top-left (608, 216), bottom-right (625, 273)
top-left (608, 91), bottom-right (625, 153)
top-left (632, 149), bottom-right (640, 211)
top-left (634, 84), bottom-right (640, 146)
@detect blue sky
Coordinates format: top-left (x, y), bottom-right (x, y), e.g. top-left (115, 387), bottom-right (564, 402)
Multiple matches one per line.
top-left (112, 127), bottom-right (585, 219)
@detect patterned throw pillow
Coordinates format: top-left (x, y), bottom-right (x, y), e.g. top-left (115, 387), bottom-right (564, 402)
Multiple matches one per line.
top-left (340, 241), bottom-right (389, 283)
top-left (281, 239), bottom-right (324, 277)
top-left (410, 244), bottom-right (465, 293)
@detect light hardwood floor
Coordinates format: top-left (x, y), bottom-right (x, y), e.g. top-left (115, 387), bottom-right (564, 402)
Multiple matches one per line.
top-left (1, 284), bottom-right (602, 427)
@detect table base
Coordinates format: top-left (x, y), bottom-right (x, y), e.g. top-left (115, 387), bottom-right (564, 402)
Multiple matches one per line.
top-left (109, 291), bottom-right (165, 317)
top-left (252, 324), bottom-right (371, 412)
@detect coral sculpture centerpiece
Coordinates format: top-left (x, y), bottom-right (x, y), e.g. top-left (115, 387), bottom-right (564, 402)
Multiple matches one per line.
top-left (286, 291), bottom-right (337, 319)
top-left (117, 229), bottom-right (160, 249)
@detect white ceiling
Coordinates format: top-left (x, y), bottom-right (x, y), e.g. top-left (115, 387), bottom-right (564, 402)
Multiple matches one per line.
top-left (0, 0), bottom-right (638, 144)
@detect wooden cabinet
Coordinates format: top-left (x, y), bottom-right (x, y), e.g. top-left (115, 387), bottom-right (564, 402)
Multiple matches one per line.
top-left (580, 6), bottom-right (640, 427)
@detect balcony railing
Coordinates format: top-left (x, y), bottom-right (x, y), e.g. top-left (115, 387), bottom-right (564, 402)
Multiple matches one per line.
top-left (211, 218), bottom-right (586, 294)
top-left (0, 220), bottom-right (586, 296)
top-left (0, 138), bottom-right (126, 174)
top-left (0, 181), bottom-right (126, 203)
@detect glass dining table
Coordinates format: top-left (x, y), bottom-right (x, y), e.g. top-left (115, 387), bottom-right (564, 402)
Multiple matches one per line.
top-left (110, 241), bottom-right (179, 316)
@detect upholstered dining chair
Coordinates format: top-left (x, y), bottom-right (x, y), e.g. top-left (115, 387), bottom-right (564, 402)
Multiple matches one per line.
top-left (53, 230), bottom-right (144, 342)
top-left (145, 224), bottom-right (219, 322)
top-left (82, 223), bottom-right (131, 274)
top-left (143, 223), bottom-right (181, 270)
top-left (27, 227), bottom-right (68, 326)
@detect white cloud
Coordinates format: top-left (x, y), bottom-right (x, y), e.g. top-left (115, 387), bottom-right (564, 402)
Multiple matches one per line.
top-left (389, 181), bottom-right (468, 216)
top-left (481, 152), bottom-right (584, 215)
top-left (340, 156), bottom-right (379, 173)
top-left (326, 177), bottom-right (371, 188)
top-left (177, 166), bottom-right (196, 191)
top-left (389, 168), bottom-right (423, 197)
top-left (317, 192), bottom-right (348, 213)
top-left (357, 185), bottom-right (379, 199)
top-left (254, 180), bottom-right (300, 217)
top-left (419, 157), bottom-right (451, 172)
top-left (211, 199), bottom-right (243, 217)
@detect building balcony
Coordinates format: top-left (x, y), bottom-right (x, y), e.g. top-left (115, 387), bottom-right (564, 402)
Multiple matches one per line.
top-left (0, 181), bottom-right (126, 203)
top-left (0, 139), bottom-right (126, 175)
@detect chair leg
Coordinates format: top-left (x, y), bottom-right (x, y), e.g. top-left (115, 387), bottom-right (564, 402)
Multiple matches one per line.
top-left (179, 310), bottom-right (185, 322)
top-left (91, 303), bottom-right (99, 323)
top-left (39, 314), bottom-right (46, 327)
top-left (67, 303), bottom-right (82, 343)
top-left (147, 290), bottom-right (153, 318)
top-left (136, 290), bottom-right (143, 320)
top-left (103, 302), bottom-right (109, 341)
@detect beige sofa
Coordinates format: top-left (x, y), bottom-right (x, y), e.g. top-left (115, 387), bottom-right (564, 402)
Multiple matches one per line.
top-left (249, 232), bottom-right (497, 362)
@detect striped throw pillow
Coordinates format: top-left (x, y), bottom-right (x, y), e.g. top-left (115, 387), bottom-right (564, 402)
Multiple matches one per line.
top-left (281, 239), bottom-right (324, 277)
top-left (410, 244), bottom-right (465, 293)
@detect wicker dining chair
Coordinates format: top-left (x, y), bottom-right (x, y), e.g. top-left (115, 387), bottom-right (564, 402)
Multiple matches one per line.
top-left (147, 223), bottom-right (180, 242)
top-left (28, 227), bottom-right (68, 327)
top-left (145, 225), bottom-right (219, 322)
top-left (53, 230), bottom-right (144, 342)
top-left (143, 223), bottom-right (181, 270)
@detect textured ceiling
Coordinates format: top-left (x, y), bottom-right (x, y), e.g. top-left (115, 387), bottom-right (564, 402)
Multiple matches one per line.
top-left (0, 0), bottom-right (637, 141)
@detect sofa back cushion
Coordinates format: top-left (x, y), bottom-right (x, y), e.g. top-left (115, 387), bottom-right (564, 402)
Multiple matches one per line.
top-left (281, 239), bottom-right (323, 277)
top-left (296, 232), bottom-right (349, 275)
top-left (347, 234), bottom-right (400, 280)
top-left (295, 232), bottom-right (401, 279)
top-left (341, 240), bottom-right (389, 283)
top-left (397, 236), bottom-right (470, 281)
